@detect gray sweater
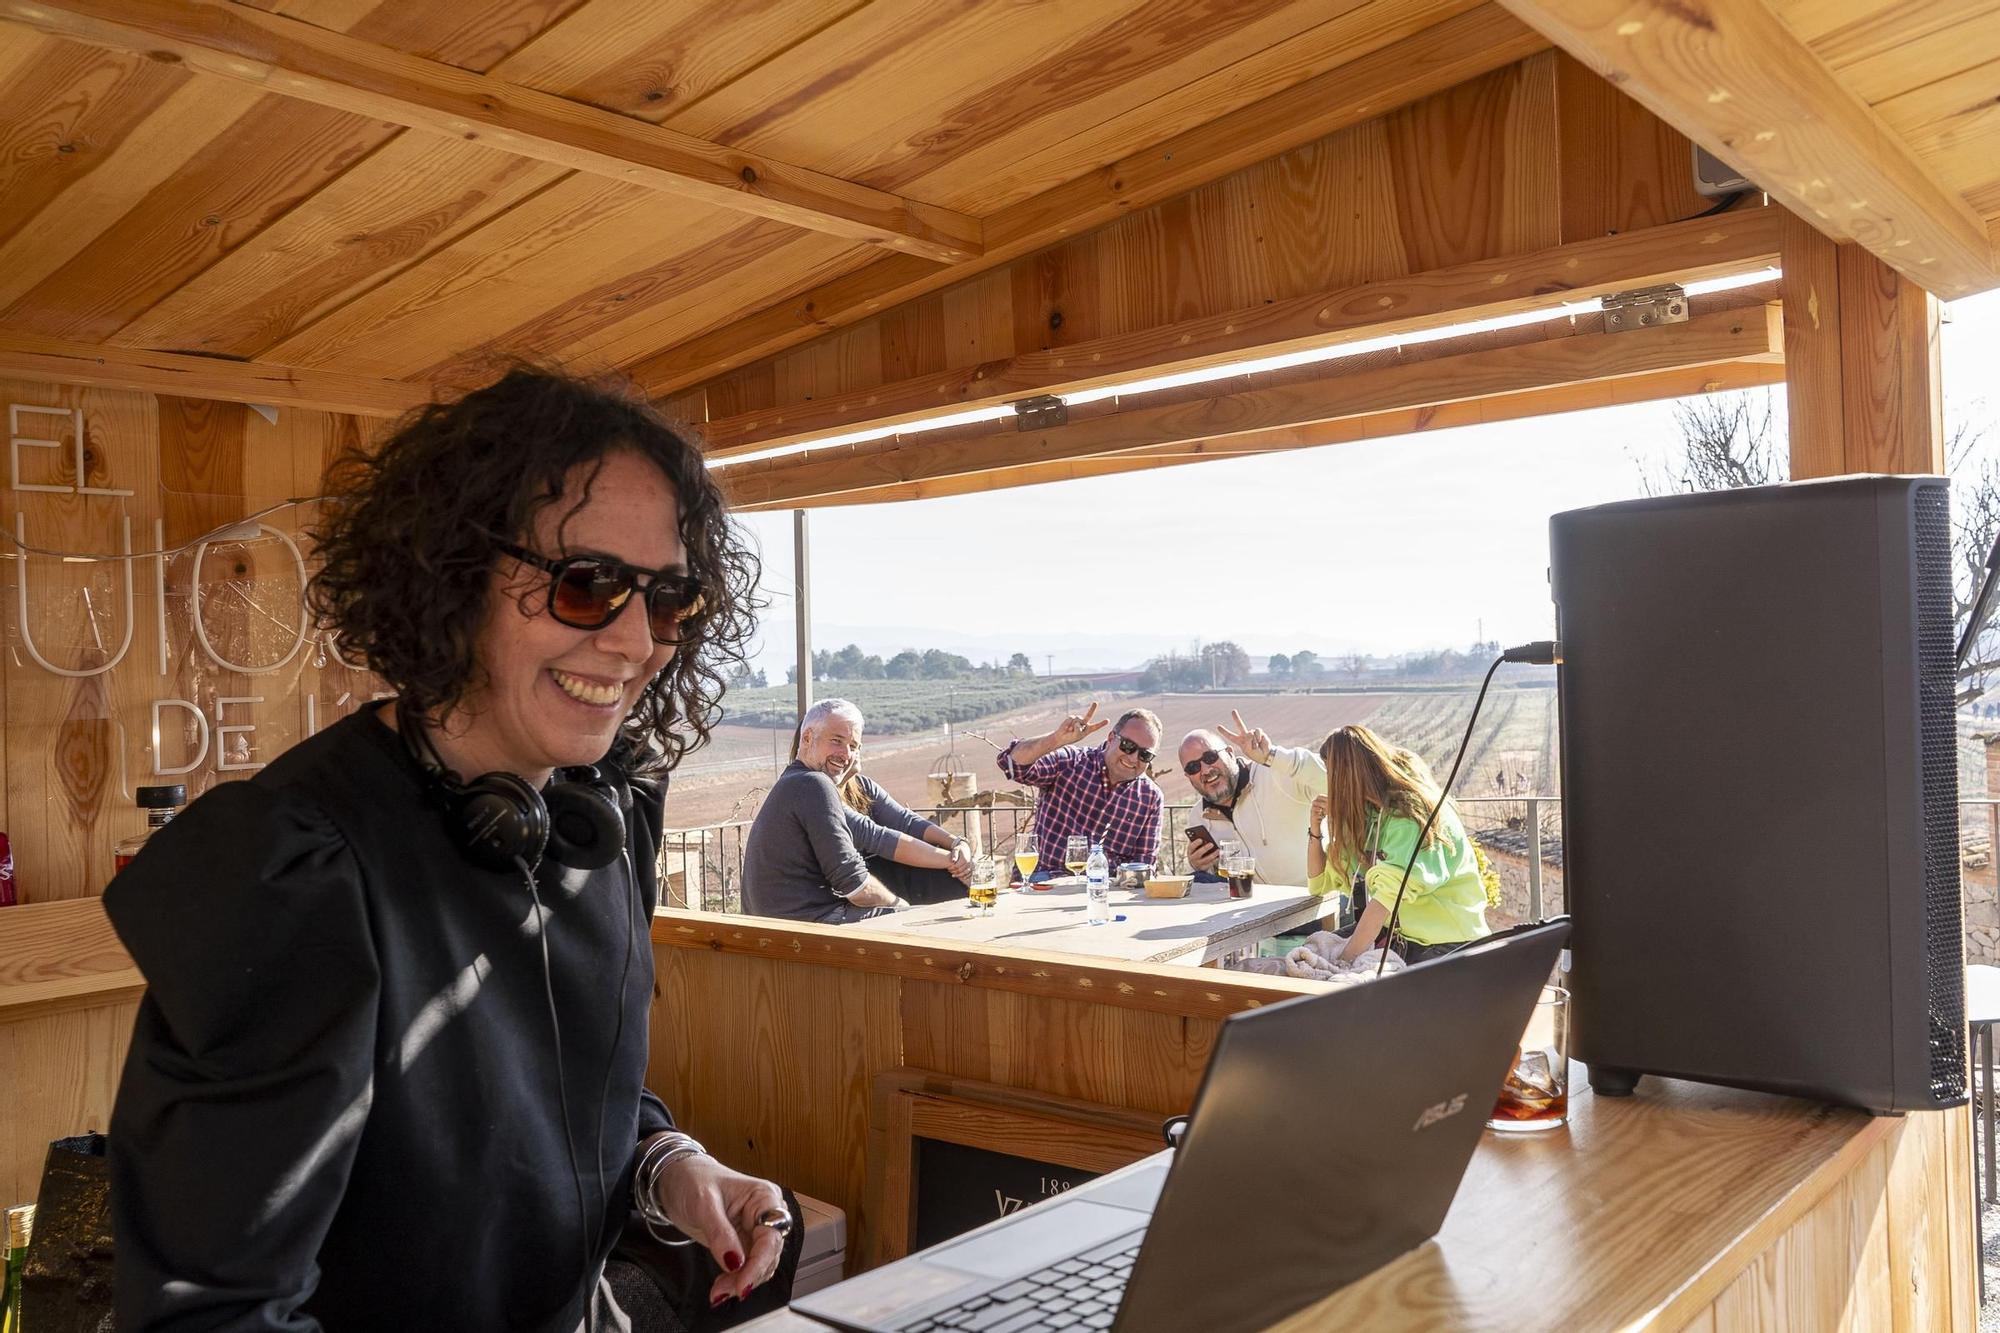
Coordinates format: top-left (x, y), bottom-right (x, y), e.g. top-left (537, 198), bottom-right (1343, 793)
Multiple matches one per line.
top-left (842, 773), bottom-right (939, 858)
top-left (743, 761), bottom-right (874, 922)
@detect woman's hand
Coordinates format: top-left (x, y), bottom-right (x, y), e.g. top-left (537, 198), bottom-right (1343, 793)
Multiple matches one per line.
top-left (653, 1152), bottom-right (789, 1309)
top-left (1308, 795), bottom-right (1328, 838)
top-left (946, 840), bottom-right (975, 882)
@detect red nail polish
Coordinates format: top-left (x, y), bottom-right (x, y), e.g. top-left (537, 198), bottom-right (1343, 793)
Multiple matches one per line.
top-left (711, 1292), bottom-right (729, 1309)
top-left (725, 1250), bottom-right (743, 1272)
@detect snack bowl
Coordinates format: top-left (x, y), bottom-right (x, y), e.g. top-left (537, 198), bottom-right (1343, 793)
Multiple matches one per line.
top-left (1144, 874), bottom-right (1192, 899)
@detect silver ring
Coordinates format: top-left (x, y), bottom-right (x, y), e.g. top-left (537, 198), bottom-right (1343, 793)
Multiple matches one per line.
top-left (756, 1206), bottom-right (794, 1237)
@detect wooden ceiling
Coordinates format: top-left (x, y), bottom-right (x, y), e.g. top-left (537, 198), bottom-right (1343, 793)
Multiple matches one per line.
top-left (0, 0), bottom-right (1993, 435)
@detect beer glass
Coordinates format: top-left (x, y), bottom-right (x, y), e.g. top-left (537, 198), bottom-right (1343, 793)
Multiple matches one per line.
top-left (1224, 852), bottom-right (1255, 900)
top-left (967, 856), bottom-right (999, 916)
top-left (1064, 835), bottom-right (1089, 877)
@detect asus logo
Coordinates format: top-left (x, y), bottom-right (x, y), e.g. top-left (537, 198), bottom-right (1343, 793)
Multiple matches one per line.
top-left (1413, 1093), bottom-right (1468, 1131)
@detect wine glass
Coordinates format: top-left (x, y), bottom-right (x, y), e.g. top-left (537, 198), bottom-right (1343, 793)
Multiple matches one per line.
top-left (1014, 832), bottom-right (1039, 891)
top-left (1064, 834), bottom-right (1090, 879)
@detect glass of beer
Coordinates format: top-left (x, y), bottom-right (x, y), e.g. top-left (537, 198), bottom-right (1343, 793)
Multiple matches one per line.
top-left (967, 856), bottom-right (999, 916)
top-left (1487, 986), bottom-right (1570, 1131)
top-left (1014, 832), bottom-right (1039, 891)
top-left (1223, 852), bottom-right (1255, 899)
top-left (1064, 835), bottom-right (1090, 878)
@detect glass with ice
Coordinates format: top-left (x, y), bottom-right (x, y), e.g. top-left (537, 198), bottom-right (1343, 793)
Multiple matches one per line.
top-left (1487, 985), bottom-right (1570, 1132)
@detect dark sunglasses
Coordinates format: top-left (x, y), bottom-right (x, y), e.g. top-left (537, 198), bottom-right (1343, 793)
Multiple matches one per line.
top-left (1114, 735), bottom-right (1156, 764)
top-left (1182, 748), bottom-right (1222, 776)
top-left (497, 541), bottom-right (706, 645)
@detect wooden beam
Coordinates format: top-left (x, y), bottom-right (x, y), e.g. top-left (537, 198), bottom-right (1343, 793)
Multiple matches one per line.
top-left (1835, 244), bottom-right (1943, 475)
top-left (1782, 219), bottom-right (1944, 479)
top-left (629, 4), bottom-right (1552, 396)
top-left (0, 331), bottom-right (427, 417)
top-left (1778, 210), bottom-right (1846, 480)
top-left (738, 358), bottom-right (1788, 510)
top-left (699, 209), bottom-right (1783, 457)
top-left (0, 0), bottom-right (983, 264)
top-left (1497, 0), bottom-right (1997, 300)
top-left (719, 303), bottom-right (1783, 507)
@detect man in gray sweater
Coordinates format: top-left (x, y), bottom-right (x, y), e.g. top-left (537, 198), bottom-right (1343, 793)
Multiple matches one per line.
top-left (743, 699), bottom-right (970, 922)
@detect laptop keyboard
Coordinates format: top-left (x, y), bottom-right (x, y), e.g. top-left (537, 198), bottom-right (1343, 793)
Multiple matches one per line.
top-left (895, 1229), bottom-right (1146, 1333)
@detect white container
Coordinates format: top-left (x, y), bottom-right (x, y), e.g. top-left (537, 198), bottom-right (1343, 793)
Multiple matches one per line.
top-left (789, 1190), bottom-right (849, 1297)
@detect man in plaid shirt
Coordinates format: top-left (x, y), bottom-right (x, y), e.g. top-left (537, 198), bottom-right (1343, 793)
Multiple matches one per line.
top-left (997, 702), bottom-right (1164, 872)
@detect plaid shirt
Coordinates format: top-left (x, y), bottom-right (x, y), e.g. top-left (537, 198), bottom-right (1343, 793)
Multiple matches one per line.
top-left (997, 741), bottom-right (1163, 868)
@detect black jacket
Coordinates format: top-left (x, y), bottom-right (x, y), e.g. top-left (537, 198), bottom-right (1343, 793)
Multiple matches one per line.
top-left (106, 707), bottom-right (672, 1331)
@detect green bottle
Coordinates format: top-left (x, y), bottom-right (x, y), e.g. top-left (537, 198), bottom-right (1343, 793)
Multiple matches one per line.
top-left (1, 1203), bottom-right (32, 1333)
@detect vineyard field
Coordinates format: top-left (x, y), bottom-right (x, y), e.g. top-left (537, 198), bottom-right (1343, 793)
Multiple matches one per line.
top-left (720, 677), bottom-right (1088, 733)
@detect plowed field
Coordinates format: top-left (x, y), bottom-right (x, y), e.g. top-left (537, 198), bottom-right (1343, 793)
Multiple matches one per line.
top-left (660, 690), bottom-right (1391, 828)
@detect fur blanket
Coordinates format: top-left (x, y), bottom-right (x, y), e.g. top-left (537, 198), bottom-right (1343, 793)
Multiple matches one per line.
top-left (1226, 931), bottom-right (1407, 983)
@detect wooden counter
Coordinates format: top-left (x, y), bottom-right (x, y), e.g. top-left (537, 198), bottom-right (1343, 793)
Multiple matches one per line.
top-left (0, 904), bottom-right (1974, 1331)
top-left (737, 1075), bottom-right (1975, 1330)
top-left (662, 911), bottom-right (1977, 1332)
top-left (1269, 1076), bottom-right (1974, 1330)
top-left (0, 898), bottom-right (143, 1204)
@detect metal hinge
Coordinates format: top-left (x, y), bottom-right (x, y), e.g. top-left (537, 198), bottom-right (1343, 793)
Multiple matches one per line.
top-left (1012, 394), bottom-right (1068, 431)
top-left (1601, 284), bottom-right (1689, 333)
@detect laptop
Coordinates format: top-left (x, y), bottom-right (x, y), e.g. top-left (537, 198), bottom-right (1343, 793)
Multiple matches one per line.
top-left (786, 919), bottom-right (1571, 1333)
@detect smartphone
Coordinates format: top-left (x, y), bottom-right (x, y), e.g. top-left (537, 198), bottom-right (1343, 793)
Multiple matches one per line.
top-left (1185, 826), bottom-right (1217, 851)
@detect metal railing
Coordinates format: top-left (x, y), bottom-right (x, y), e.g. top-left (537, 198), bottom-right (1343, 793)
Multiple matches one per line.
top-left (662, 793), bottom-right (2000, 920)
top-left (663, 796), bottom-right (1567, 916)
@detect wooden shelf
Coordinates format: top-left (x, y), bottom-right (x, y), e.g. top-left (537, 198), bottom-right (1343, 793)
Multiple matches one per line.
top-left (0, 897), bottom-right (142, 1022)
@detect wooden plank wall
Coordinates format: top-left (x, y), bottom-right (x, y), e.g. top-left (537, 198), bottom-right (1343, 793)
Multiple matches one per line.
top-left (1684, 1104), bottom-right (1977, 1332)
top-left (0, 377), bottom-right (381, 901)
top-left (670, 50), bottom-right (1711, 429)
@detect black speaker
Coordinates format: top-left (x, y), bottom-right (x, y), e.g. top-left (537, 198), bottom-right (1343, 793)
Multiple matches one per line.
top-left (1550, 474), bottom-right (1967, 1113)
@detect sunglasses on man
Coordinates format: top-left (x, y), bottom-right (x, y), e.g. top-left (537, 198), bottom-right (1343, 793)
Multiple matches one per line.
top-left (498, 540), bottom-right (706, 645)
top-left (1114, 735), bottom-right (1156, 764)
top-left (1182, 748), bottom-right (1224, 776)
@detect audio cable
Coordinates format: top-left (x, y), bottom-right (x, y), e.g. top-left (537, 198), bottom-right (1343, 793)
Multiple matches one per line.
top-left (1376, 641), bottom-right (1561, 975)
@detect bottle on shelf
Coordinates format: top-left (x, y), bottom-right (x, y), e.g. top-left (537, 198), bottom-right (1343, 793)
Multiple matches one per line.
top-left (2, 1202), bottom-right (34, 1333)
top-left (114, 784), bottom-right (187, 874)
top-left (1085, 843), bottom-right (1110, 925)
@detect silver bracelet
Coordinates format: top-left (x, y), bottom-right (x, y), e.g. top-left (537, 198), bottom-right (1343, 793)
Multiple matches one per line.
top-left (638, 1138), bottom-right (708, 1219)
top-left (633, 1130), bottom-right (694, 1203)
top-left (633, 1131), bottom-right (711, 1247)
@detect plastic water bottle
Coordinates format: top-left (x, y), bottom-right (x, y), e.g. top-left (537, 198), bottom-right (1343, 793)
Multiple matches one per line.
top-left (1086, 843), bottom-right (1110, 924)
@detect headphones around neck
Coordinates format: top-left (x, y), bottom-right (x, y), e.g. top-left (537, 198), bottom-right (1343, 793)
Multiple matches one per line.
top-left (398, 704), bottom-right (628, 873)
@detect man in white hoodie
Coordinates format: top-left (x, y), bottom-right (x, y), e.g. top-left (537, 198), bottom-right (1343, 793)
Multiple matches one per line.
top-left (1180, 710), bottom-right (1325, 887)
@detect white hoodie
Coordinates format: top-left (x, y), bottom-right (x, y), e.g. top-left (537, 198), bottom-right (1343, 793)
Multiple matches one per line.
top-left (1187, 744), bottom-right (1326, 886)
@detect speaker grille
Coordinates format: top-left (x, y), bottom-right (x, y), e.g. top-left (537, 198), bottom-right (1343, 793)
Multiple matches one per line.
top-left (1915, 482), bottom-right (1967, 1102)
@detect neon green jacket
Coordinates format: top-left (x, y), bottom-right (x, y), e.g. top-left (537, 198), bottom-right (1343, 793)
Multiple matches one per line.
top-left (1306, 802), bottom-right (1492, 947)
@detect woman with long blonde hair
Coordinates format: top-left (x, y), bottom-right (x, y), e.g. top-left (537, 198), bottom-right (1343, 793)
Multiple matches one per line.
top-left (1305, 724), bottom-right (1493, 964)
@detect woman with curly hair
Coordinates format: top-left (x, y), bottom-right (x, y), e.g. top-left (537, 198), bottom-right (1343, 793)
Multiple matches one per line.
top-left (105, 369), bottom-right (792, 1332)
top-left (1305, 724), bottom-right (1494, 965)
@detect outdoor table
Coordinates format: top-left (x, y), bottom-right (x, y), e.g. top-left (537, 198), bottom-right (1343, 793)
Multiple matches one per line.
top-left (873, 876), bottom-right (1330, 967)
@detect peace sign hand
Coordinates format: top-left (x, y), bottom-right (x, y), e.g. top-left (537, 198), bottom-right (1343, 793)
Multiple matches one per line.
top-left (1217, 709), bottom-right (1273, 765)
top-left (1053, 701), bottom-right (1108, 747)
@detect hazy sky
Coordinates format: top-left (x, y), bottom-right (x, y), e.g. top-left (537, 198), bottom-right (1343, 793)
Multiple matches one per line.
top-left (731, 290), bottom-right (2000, 677)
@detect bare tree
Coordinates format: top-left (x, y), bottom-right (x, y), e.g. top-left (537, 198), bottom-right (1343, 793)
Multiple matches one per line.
top-left (1949, 428), bottom-right (2000, 702)
top-left (1641, 389), bottom-right (2000, 703)
top-left (1641, 392), bottom-right (1788, 494)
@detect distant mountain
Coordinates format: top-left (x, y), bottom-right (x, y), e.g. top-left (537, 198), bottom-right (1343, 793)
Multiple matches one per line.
top-left (744, 622), bottom-right (1387, 677)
